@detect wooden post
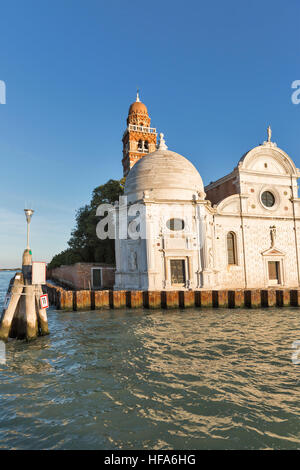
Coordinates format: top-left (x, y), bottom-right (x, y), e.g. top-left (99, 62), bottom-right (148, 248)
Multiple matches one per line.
top-left (200, 290), bottom-right (213, 307)
top-left (0, 273), bottom-right (24, 341)
top-left (36, 285), bottom-right (49, 335)
top-left (25, 285), bottom-right (38, 340)
top-left (0, 247), bottom-right (50, 341)
top-left (94, 290), bottom-right (110, 309)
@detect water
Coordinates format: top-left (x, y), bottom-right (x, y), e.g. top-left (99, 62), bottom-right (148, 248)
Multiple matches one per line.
top-left (0, 272), bottom-right (299, 450)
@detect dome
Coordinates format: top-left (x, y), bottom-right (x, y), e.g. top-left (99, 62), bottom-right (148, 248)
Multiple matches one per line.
top-left (128, 101), bottom-right (148, 115)
top-left (125, 149), bottom-right (205, 202)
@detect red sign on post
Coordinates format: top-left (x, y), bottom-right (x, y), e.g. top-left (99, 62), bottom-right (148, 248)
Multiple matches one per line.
top-left (40, 294), bottom-right (49, 309)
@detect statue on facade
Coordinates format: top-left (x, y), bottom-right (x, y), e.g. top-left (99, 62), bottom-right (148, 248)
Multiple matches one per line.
top-left (267, 125), bottom-right (272, 142)
top-left (129, 250), bottom-right (138, 271)
top-left (270, 225), bottom-right (276, 247)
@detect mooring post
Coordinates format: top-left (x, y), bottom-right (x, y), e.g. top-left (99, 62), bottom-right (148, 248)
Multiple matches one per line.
top-left (36, 285), bottom-right (49, 335)
top-left (25, 285), bottom-right (38, 340)
top-left (0, 208), bottom-right (50, 341)
top-left (21, 248), bottom-right (38, 340)
top-left (0, 273), bottom-right (24, 341)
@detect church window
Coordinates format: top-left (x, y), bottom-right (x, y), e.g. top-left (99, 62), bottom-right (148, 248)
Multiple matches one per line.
top-left (144, 140), bottom-right (149, 150)
top-left (227, 232), bottom-right (237, 265)
top-left (170, 259), bottom-right (186, 285)
top-left (138, 140), bottom-right (143, 150)
top-left (261, 191), bottom-right (275, 208)
top-left (167, 218), bottom-right (185, 231)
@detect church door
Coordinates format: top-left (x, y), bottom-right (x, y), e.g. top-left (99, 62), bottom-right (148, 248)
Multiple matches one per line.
top-left (268, 261), bottom-right (280, 285)
top-left (170, 259), bottom-right (186, 286)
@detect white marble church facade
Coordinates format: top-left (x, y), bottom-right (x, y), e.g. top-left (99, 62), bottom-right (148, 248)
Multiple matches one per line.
top-left (114, 130), bottom-right (300, 290)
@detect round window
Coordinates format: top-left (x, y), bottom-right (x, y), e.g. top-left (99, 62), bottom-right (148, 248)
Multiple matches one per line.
top-left (166, 218), bottom-right (185, 231)
top-left (261, 191), bottom-right (275, 208)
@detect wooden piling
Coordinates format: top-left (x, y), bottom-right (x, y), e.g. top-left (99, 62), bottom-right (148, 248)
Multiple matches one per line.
top-left (0, 273), bottom-right (24, 341)
top-left (179, 291), bottom-right (195, 308)
top-left (110, 290), bottom-right (126, 309)
top-left (261, 289), bottom-right (276, 307)
top-left (276, 289), bottom-right (290, 308)
top-left (74, 290), bottom-right (91, 311)
top-left (162, 291), bottom-right (179, 309)
top-left (25, 285), bottom-right (38, 340)
top-left (245, 289), bottom-right (261, 308)
top-left (213, 290), bottom-right (229, 308)
top-left (235, 290), bottom-right (245, 308)
top-left (290, 289), bottom-right (300, 307)
top-left (44, 284), bottom-right (300, 312)
top-left (127, 291), bottom-right (143, 308)
top-left (94, 290), bottom-right (110, 309)
top-left (144, 291), bottom-right (161, 309)
top-left (200, 290), bottom-right (213, 307)
top-left (36, 286), bottom-right (49, 335)
top-left (10, 294), bottom-right (26, 339)
top-left (59, 290), bottom-right (73, 311)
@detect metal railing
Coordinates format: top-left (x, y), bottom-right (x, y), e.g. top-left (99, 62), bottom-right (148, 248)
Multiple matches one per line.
top-left (127, 124), bottom-right (157, 134)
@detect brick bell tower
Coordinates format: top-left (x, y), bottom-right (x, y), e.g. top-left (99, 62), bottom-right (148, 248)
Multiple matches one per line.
top-left (122, 91), bottom-right (157, 176)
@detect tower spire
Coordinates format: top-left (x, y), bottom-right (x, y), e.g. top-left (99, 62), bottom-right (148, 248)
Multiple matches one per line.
top-left (122, 94), bottom-right (157, 176)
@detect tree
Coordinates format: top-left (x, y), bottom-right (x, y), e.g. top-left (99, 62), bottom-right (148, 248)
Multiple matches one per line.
top-left (48, 178), bottom-right (125, 268)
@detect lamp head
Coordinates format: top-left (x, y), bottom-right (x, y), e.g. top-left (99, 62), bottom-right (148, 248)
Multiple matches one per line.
top-left (24, 208), bottom-right (34, 223)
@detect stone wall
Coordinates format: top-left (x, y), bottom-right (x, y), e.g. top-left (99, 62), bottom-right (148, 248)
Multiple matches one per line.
top-left (48, 262), bottom-right (115, 290)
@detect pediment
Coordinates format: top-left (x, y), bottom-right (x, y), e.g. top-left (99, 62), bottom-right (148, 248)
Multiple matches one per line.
top-left (261, 247), bottom-right (285, 256)
top-left (238, 145), bottom-right (298, 176)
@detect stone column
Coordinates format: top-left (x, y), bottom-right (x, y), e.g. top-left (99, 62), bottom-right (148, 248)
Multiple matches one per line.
top-left (199, 209), bottom-right (214, 288)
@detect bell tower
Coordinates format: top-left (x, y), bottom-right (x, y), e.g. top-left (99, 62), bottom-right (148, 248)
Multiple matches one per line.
top-left (122, 91), bottom-right (157, 176)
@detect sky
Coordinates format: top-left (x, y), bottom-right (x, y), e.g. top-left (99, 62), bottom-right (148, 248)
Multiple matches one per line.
top-left (0, 0), bottom-right (299, 268)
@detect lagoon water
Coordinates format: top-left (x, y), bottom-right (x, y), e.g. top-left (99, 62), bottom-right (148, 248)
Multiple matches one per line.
top-left (0, 271), bottom-right (299, 449)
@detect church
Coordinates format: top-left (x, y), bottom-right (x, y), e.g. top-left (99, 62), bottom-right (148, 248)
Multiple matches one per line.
top-left (114, 93), bottom-right (300, 291)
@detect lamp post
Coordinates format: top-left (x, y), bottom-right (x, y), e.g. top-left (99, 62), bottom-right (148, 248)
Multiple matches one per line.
top-left (24, 209), bottom-right (34, 250)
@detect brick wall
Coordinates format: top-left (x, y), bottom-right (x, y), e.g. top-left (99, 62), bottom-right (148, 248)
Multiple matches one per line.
top-left (205, 175), bottom-right (237, 206)
top-left (48, 262), bottom-right (115, 290)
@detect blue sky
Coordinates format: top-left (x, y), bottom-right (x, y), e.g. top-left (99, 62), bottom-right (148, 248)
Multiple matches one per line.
top-left (0, 0), bottom-right (299, 267)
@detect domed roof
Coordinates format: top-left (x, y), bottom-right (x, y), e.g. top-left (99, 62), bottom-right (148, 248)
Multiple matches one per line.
top-left (125, 148), bottom-right (205, 202)
top-left (128, 101), bottom-right (148, 115)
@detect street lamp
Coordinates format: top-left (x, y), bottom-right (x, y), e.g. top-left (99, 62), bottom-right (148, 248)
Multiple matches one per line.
top-left (24, 208), bottom-right (34, 250)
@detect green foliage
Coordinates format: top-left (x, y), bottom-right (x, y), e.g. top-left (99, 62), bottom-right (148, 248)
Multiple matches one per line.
top-left (48, 178), bottom-right (125, 269)
top-left (47, 248), bottom-right (84, 269)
